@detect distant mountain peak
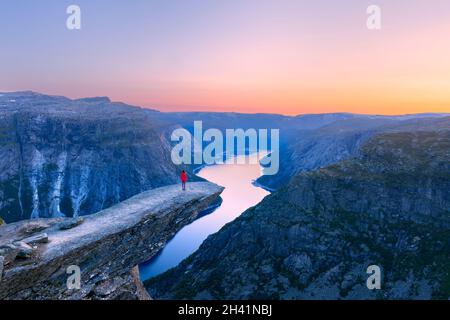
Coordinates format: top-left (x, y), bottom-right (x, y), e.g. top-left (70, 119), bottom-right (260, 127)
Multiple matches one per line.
top-left (75, 96), bottom-right (111, 103)
top-left (0, 90), bottom-right (41, 97)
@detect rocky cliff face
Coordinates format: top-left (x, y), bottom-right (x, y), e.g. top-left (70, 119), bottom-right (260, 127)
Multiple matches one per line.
top-left (0, 182), bottom-right (223, 300)
top-left (0, 92), bottom-right (198, 223)
top-left (256, 116), bottom-right (450, 190)
top-left (0, 92), bottom-right (360, 222)
top-left (147, 131), bottom-right (450, 300)
top-left (2, 92), bottom-right (446, 223)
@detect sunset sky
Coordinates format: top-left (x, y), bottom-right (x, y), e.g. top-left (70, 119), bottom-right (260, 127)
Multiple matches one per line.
top-left (1, 0), bottom-right (450, 115)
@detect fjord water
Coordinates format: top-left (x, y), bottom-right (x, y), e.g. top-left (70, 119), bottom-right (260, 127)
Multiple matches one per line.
top-left (139, 154), bottom-right (270, 281)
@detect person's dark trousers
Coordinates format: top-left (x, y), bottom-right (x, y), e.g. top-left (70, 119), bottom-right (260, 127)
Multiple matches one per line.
top-left (182, 182), bottom-right (186, 190)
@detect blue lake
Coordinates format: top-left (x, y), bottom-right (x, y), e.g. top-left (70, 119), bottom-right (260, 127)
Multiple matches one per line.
top-left (139, 154), bottom-right (270, 281)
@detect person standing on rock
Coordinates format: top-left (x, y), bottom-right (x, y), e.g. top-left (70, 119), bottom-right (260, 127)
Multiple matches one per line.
top-left (181, 170), bottom-right (188, 191)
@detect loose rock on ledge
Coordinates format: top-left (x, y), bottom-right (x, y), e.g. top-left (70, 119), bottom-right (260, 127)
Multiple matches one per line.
top-left (20, 233), bottom-right (49, 245)
top-left (14, 242), bottom-right (35, 259)
top-left (19, 221), bottom-right (50, 235)
top-left (58, 218), bottom-right (84, 230)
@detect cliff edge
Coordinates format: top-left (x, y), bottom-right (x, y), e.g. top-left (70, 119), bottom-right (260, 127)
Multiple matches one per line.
top-left (0, 182), bottom-right (224, 300)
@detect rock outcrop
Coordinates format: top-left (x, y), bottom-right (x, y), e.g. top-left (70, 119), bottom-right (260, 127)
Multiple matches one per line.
top-left (0, 182), bottom-right (223, 300)
top-left (147, 131), bottom-right (450, 300)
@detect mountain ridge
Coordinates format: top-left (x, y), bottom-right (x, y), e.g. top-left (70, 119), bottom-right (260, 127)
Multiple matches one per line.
top-left (147, 130), bottom-right (450, 300)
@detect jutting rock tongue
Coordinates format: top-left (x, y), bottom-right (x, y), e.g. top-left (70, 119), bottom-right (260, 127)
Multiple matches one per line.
top-left (0, 182), bottom-right (224, 300)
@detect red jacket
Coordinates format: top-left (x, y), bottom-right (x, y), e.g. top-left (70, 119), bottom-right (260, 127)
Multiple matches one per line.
top-left (181, 172), bottom-right (188, 182)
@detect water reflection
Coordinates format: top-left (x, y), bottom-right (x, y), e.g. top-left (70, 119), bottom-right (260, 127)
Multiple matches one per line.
top-left (139, 154), bottom-right (269, 281)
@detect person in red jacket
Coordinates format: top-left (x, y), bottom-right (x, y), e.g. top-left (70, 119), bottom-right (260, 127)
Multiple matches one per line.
top-left (180, 170), bottom-right (188, 191)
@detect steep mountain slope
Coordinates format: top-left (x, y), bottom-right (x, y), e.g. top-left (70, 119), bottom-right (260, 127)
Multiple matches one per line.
top-left (0, 93), bottom-right (375, 223)
top-left (147, 130), bottom-right (450, 300)
top-left (163, 112), bottom-right (450, 191)
top-left (2, 91), bottom-right (448, 224)
top-left (0, 92), bottom-right (196, 223)
top-left (256, 116), bottom-right (450, 190)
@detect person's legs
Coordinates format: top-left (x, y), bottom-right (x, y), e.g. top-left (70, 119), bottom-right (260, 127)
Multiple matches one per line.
top-left (182, 181), bottom-right (186, 190)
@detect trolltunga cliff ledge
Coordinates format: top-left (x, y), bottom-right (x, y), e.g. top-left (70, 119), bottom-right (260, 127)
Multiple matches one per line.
top-left (0, 182), bottom-right (224, 300)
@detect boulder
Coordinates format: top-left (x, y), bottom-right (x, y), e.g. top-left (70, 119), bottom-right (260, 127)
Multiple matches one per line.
top-left (20, 233), bottom-right (49, 245)
top-left (14, 242), bottom-right (34, 259)
top-left (58, 218), bottom-right (84, 230)
top-left (18, 221), bottom-right (50, 235)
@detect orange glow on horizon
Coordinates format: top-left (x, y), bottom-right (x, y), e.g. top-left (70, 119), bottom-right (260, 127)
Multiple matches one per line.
top-left (103, 19), bottom-right (450, 116)
top-left (3, 2), bottom-right (450, 116)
